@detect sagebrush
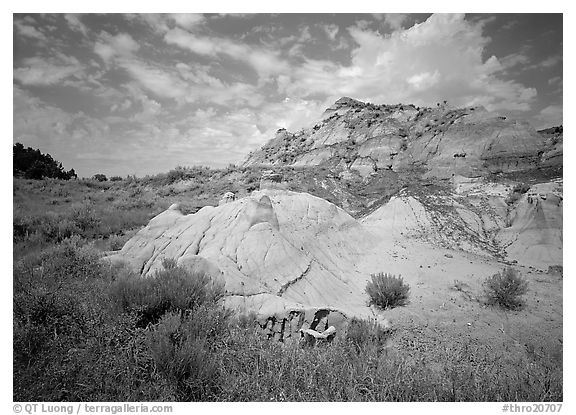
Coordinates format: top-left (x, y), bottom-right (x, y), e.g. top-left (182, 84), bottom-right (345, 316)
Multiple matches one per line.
top-left (366, 272), bottom-right (410, 309)
top-left (483, 267), bottom-right (528, 309)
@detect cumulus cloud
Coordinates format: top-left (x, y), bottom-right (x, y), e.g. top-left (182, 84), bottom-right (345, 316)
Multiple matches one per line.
top-left (283, 14), bottom-right (538, 112)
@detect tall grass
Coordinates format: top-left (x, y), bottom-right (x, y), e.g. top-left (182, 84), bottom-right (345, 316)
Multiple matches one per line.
top-left (13, 241), bottom-right (562, 401)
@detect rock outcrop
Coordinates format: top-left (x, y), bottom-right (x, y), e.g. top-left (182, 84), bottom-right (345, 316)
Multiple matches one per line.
top-left (361, 176), bottom-right (563, 270)
top-left (106, 189), bottom-right (385, 340)
top-left (244, 98), bottom-right (560, 179)
top-left (218, 191), bottom-right (236, 205)
top-left (497, 180), bottom-right (563, 268)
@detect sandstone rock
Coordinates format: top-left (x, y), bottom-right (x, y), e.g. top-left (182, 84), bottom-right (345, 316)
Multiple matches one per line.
top-left (300, 326), bottom-right (336, 345)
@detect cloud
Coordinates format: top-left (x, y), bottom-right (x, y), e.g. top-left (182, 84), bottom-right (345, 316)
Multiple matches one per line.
top-left (169, 13), bottom-right (205, 30)
top-left (64, 14), bottom-right (88, 36)
top-left (118, 58), bottom-right (265, 108)
top-left (14, 19), bottom-right (47, 41)
top-left (164, 28), bottom-right (289, 80)
top-left (121, 60), bottom-right (188, 101)
top-left (126, 13), bottom-right (170, 34)
top-left (322, 24), bottom-right (339, 41)
top-left (94, 32), bottom-right (140, 63)
top-left (14, 87), bottom-right (112, 170)
top-left (533, 105), bottom-right (563, 129)
top-left (283, 14), bottom-right (538, 112)
top-left (14, 55), bottom-right (84, 86)
top-left (533, 55), bottom-right (561, 70)
top-left (383, 14), bottom-right (408, 30)
top-left (499, 52), bottom-right (530, 71)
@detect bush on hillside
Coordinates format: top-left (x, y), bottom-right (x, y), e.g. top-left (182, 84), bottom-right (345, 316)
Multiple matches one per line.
top-left (345, 317), bottom-right (393, 353)
top-left (109, 259), bottom-right (225, 327)
top-left (146, 306), bottom-right (232, 400)
top-left (366, 272), bottom-right (410, 310)
top-left (483, 267), bottom-right (528, 310)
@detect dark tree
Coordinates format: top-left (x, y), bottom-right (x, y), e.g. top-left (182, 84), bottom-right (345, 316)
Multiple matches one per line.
top-left (13, 142), bottom-right (76, 180)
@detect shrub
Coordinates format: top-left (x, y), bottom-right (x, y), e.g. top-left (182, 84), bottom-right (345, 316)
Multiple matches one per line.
top-left (107, 234), bottom-right (128, 251)
top-left (109, 176), bottom-right (123, 182)
top-left (109, 260), bottom-right (224, 327)
top-left (483, 267), bottom-right (528, 309)
top-left (93, 174), bottom-right (108, 182)
top-left (69, 202), bottom-right (101, 235)
top-left (345, 317), bottom-right (392, 353)
top-left (366, 272), bottom-right (410, 309)
top-left (146, 305), bottom-right (232, 400)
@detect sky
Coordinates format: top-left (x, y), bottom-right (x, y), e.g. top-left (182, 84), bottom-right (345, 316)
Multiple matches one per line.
top-left (13, 13), bottom-right (563, 177)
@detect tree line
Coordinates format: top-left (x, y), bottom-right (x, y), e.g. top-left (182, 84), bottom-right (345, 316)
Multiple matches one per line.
top-left (13, 142), bottom-right (77, 180)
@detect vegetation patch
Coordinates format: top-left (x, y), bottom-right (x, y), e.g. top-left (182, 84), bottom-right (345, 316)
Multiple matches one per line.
top-left (483, 267), bottom-right (529, 310)
top-left (366, 272), bottom-right (410, 310)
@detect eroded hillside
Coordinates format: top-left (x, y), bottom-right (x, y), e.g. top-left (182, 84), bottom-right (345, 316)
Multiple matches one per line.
top-left (244, 97), bottom-right (561, 179)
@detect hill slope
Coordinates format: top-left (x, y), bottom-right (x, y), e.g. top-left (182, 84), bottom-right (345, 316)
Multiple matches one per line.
top-left (244, 97), bottom-right (560, 179)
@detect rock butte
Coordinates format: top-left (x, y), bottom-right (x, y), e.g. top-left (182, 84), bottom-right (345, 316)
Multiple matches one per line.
top-left (243, 97), bottom-right (561, 179)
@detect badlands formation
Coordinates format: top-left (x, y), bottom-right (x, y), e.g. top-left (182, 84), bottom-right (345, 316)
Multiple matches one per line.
top-left (108, 98), bottom-right (563, 342)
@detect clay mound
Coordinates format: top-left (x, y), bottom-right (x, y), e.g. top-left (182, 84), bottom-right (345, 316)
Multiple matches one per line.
top-left (361, 190), bottom-right (505, 257)
top-left (106, 189), bottom-right (382, 339)
top-left (497, 181), bottom-right (563, 269)
top-left (362, 178), bottom-right (563, 270)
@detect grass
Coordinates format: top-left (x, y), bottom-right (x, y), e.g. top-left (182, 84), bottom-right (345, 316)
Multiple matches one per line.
top-left (12, 238), bottom-right (562, 402)
top-left (13, 176), bottom-right (562, 402)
